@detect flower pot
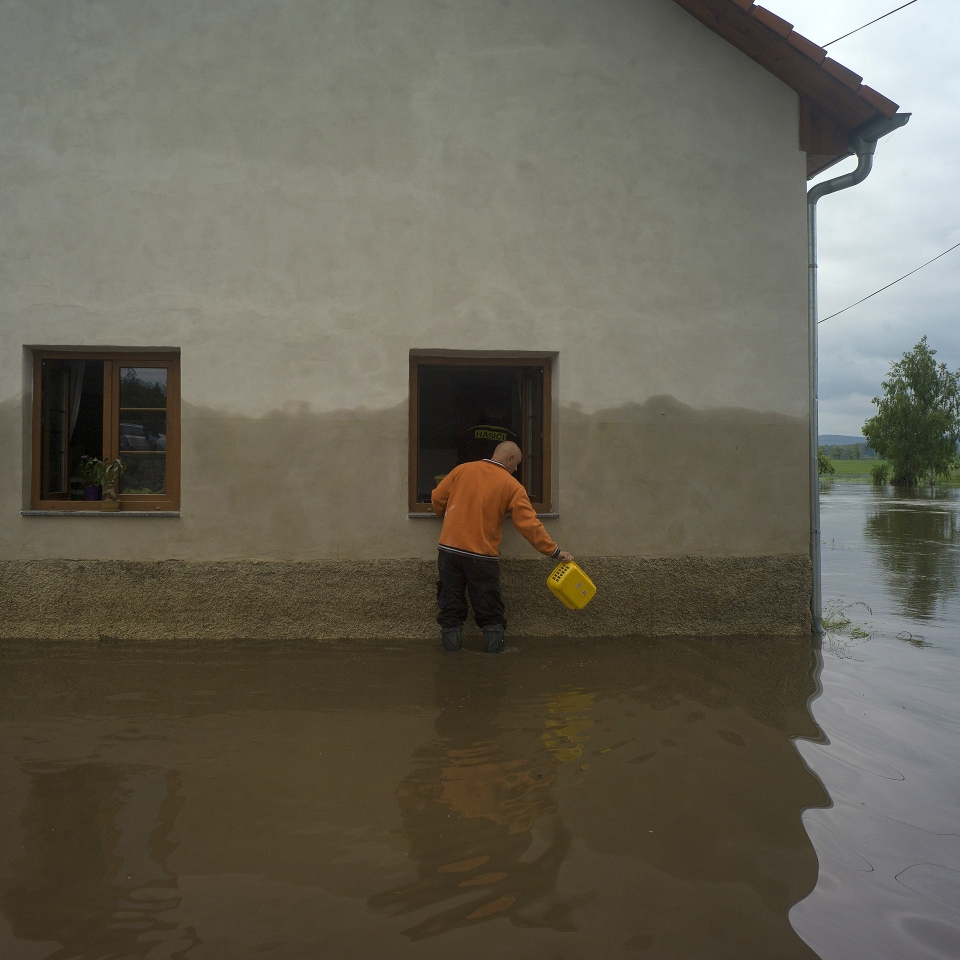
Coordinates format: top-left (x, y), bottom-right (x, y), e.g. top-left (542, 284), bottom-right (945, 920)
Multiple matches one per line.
top-left (83, 485), bottom-right (102, 501)
top-left (101, 498), bottom-right (120, 512)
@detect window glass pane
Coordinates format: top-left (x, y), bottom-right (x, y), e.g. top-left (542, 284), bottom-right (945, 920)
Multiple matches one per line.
top-left (41, 361), bottom-right (107, 499)
top-left (118, 367), bottom-right (167, 495)
top-left (68, 361), bottom-right (104, 498)
top-left (119, 453), bottom-right (166, 494)
top-left (521, 367), bottom-right (544, 503)
top-left (119, 412), bottom-right (167, 452)
top-left (119, 368), bottom-right (167, 408)
top-left (416, 364), bottom-right (543, 504)
top-left (41, 361), bottom-right (69, 497)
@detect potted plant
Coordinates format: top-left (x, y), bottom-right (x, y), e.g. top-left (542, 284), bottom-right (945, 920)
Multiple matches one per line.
top-left (79, 456), bottom-right (126, 510)
top-left (78, 456), bottom-right (102, 501)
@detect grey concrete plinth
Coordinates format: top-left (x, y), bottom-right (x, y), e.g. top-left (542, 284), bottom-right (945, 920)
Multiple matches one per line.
top-left (0, 557), bottom-right (810, 641)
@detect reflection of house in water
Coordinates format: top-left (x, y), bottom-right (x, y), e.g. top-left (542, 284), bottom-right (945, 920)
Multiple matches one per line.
top-left (369, 659), bottom-right (577, 939)
top-left (864, 499), bottom-right (960, 620)
top-left (0, 639), bottom-right (828, 956)
top-left (2, 764), bottom-right (200, 959)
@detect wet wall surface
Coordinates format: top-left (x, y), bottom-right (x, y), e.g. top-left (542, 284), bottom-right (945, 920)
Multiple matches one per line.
top-left (0, 637), bottom-right (823, 959)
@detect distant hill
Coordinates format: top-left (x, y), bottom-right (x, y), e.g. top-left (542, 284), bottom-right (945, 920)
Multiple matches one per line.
top-left (819, 434), bottom-right (867, 446)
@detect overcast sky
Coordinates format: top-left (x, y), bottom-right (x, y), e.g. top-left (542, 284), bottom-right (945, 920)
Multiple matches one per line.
top-left (768, 0), bottom-right (960, 437)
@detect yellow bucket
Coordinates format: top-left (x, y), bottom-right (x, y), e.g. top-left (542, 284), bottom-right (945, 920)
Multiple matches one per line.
top-left (547, 561), bottom-right (596, 610)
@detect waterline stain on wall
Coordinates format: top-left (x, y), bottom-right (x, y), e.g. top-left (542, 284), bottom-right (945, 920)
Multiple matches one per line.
top-left (4, 396), bottom-right (806, 561)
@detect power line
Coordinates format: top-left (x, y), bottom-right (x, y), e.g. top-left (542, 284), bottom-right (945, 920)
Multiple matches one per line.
top-left (823, 0), bottom-right (920, 46)
top-left (819, 240), bottom-right (960, 324)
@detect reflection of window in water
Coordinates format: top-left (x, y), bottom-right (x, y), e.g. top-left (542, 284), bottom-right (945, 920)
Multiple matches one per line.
top-left (1, 764), bottom-right (200, 959)
top-left (369, 662), bottom-right (575, 939)
top-left (864, 501), bottom-right (960, 619)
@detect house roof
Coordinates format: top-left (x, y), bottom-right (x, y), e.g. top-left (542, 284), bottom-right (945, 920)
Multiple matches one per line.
top-left (671, 0), bottom-right (901, 178)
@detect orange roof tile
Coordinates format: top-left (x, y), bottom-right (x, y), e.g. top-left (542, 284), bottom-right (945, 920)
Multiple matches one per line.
top-left (671, 0), bottom-right (902, 178)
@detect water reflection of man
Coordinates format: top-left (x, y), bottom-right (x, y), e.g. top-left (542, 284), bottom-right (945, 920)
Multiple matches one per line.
top-left (367, 657), bottom-right (570, 939)
top-left (431, 441), bottom-right (573, 654)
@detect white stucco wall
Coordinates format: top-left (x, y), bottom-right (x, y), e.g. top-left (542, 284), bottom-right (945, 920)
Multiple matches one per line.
top-left (0, 0), bottom-right (809, 562)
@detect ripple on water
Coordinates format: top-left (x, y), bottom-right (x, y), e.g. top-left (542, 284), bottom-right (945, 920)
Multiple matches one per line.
top-left (810, 733), bottom-right (905, 781)
top-left (894, 913), bottom-right (960, 960)
top-left (802, 816), bottom-right (874, 873)
top-left (895, 863), bottom-right (960, 916)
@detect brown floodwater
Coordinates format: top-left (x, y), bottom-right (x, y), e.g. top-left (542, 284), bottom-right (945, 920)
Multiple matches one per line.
top-left (0, 483), bottom-right (957, 959)
top-left (0, 640), bottom-right (825, 958)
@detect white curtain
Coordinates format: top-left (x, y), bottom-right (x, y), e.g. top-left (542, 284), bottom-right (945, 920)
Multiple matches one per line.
top-left (68, 361), bottom-right (85, 438)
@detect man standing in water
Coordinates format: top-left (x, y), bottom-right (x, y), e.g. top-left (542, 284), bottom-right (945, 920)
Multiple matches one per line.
top-left (431, 441), bottom-right (573, 654)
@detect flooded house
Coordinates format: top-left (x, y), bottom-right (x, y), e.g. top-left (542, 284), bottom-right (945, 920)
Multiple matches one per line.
top-left (0, 0), bottom-right (901, 640)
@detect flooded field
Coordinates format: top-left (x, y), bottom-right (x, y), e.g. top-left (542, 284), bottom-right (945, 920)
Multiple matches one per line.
top-left (0, 483), bottom-right (957, 958)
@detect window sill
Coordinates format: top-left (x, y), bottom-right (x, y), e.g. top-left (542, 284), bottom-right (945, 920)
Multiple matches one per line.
top-left (21, 510), bottom-right (181, 518)
top-left (408, 511), bottom-right (559, 520)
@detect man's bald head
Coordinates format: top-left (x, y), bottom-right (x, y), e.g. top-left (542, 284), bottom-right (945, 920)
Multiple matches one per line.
top-left (492, 441), bottom-right (522, 474)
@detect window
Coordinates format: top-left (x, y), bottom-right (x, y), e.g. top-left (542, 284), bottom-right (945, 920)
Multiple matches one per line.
top-left (30, 351), bottom-right (180, 511)
top-left (409, 355), bottom-right (552, 514)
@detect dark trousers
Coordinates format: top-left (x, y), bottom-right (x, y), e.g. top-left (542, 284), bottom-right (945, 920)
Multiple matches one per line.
top-left (436, 550), bottom-right (507, 630)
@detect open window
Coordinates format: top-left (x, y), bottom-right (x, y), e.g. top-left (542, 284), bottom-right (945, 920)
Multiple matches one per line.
top-left (409, 356), bottom-right (551, 514)
top-left (30, 351), bottom-right (180, 511)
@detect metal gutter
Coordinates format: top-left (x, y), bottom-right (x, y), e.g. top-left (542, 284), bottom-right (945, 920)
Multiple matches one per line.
top-left (807, 111), bottom-right (910, 633)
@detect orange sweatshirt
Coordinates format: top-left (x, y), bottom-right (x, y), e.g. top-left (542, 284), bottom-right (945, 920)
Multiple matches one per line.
top-left (431, 459), bottom-right (560, 559)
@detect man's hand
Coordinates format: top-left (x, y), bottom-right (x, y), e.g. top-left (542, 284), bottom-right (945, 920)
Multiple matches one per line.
top-left (558, 551), bottom-right (574, 563)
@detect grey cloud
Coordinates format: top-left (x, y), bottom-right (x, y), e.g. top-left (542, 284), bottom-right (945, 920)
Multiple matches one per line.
top-left (773, 0), bottom-right (960, 434)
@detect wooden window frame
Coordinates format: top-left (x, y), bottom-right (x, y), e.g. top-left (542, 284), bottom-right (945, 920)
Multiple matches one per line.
top-left (408, 354), bottom-right (553, 515)
top-left (30, 350), bottom-right (181, 512)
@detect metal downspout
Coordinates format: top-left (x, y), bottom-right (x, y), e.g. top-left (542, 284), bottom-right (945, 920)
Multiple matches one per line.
top-left (807, 112), bottom-right (910, 634)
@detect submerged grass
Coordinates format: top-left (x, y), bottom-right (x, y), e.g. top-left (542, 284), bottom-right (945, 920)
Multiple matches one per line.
top-left (896, 631), bottom-right (932, 649)
top-left (822, 599), bottom-right (937, 656)
top-left (822, 598), bottom-right (875, 659)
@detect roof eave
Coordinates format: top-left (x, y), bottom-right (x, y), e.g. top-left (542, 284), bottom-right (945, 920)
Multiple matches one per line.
top-left (671, 0), bottom-right (901, 180)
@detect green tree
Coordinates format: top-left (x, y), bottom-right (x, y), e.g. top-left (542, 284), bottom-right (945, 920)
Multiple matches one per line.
top-left (817, 447), bottom-right (835, 477)
top-left (862, 337), bottom-right (960, 485)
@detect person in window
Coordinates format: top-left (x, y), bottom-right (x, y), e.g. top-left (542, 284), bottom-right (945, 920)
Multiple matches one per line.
top-left (455, 402), bottom-right (519, 465)
top-left (431, 441), bottom-right (573, 654)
